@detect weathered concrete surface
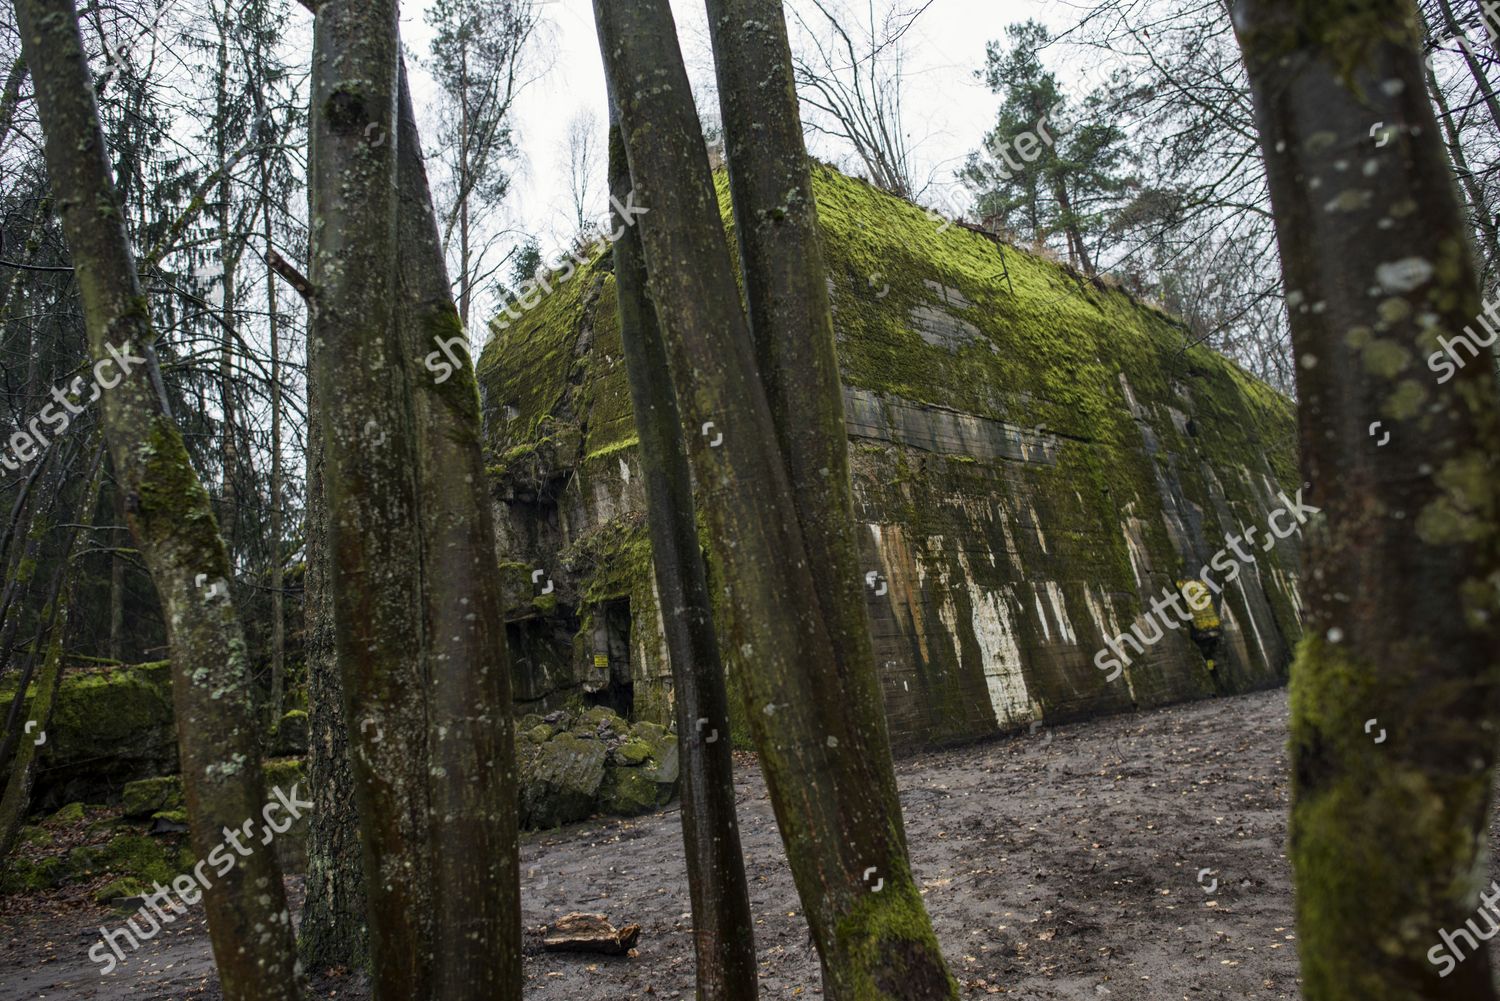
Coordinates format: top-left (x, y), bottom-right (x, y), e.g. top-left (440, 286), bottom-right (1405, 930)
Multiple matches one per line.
top-left (477, 166), bottom-right (1301, 749)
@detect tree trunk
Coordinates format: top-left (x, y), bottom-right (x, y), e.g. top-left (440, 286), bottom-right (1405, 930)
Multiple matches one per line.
top-left (264, 191), bottom-right (284, 726)
top-left (307, 2), bottom-right (433, 995)
top-left (700, 4), bottom-right (955, 994)
top-left (606, 115), bottom-right (758, 1001)
top-left (392, 61), bottom-right (523, 999)
top-left (109, 514), bottom-right (126, 662)
top-left (1233, 3), bottom-right (1500, 999)
top-left (593, 3), bottom-right (957, 995)
top-left (1425, 51), bottom-right (1499, 279)
top-left (0, 56), bottom-right (25, 152)
top-left (13, 3), bottom-right (303, 999)
top-left (216, 14), bottom-right (239, 564)
top-left (298, 311), bottom-right (369, 972)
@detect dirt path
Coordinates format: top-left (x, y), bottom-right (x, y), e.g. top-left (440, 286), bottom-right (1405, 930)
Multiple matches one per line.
top-left (3, 688), bottom-right (1306, 999)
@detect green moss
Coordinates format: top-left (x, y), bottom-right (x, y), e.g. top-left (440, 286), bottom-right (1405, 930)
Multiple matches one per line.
top-left (610, 738), bottom-right (653, 766)
top-left (122, 776), bottom-right (184, 818)
top-left (0, 855), bottom-right (67, 893)
top-left (94, 876), bottom-right (149, 904)
top-left (263, 756), bottom-right (306, 793)
top-left (598, 765), bottom-right (658, 817)
top-left (46, 801), bottom-right (85, 826)
top-left (830, 861), bottom-right (960, 997)
top-left (70, 833), bottom-right (176, 885)
top-left (1288, 633), bottom-right (1493, 993)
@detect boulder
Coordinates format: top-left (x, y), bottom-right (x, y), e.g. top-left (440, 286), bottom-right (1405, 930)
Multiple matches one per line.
top-left (598, 765), bottom-right (657, 817)
top-left (121, 776), bottom-right (183, 819)
top-left (272, 709), bottom-right (309, 756)
top-left (521, 732), bottom-right (606, 828)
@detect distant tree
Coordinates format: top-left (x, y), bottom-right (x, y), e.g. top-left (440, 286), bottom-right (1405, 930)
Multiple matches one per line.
top-left (563, 109), bottom-right (602, 237)
top-left (963, 20), bottom-right (1134, 276)
top-left (787, 0), bottom-right (932, 197)
top-left (426, 0), bottom-right (544, 327)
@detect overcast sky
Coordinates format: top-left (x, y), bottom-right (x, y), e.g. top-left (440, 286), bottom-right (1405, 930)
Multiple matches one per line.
top-left (401, 0), bottom-right (1054, 262)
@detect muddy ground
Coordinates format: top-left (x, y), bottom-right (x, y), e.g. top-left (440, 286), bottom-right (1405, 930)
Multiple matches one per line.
top-left (3, 688), bottom-right (1320, 999)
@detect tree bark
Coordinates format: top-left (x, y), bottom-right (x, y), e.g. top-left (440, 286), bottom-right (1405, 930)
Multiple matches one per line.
top-left (606, 115), bottom-right (758, 1001)
top-left (299, 317), bottom-right (369, 972)
top-left (392, 61), bottom-right (523, 999)
top-left (264, 183), bottom-right (285, 727)
top-left (593, 2), bottom-right (957, 995)
top-left (1233, 2), bottom-right (1500, 998)
top-left (0, 56), bottom-right (24, 152)
top-left (12, 3), bottom-right (303, 999)
top-left (700, 4), bottom-right (955, 993)
top-left (306, 1), bottom-right (432, 995)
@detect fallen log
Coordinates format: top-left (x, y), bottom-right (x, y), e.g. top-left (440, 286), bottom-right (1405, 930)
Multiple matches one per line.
top-left (541, 912), bottom-right (641, 955)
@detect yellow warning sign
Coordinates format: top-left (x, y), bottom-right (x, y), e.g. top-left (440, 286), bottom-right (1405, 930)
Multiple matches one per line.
top-left (593, 653), bottom-right (609, 668)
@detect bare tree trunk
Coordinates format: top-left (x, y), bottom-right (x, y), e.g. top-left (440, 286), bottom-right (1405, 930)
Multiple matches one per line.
top-left (13, 3), bottom-right (303, 998)
top-left (392, 61), bottom-right (523, 999)
top-left (606, 114), bottom-right (758, 1001)
top-left (109, 514), bottom-right (126, 662)
top-left (264, 194), bottom-right (284, 725)
top-left (307, 2), bottom-right (432, 995)
top-left (1426, 54), bottom-right (1499, 278)
top-left (298, 318), bottom-right (369, 972)
top-left (1421, 6), bottom-right (1500, 278)
top-left (0, 56), bottom-right (24, 152)
top-left (457, 41), bottom-right (473, 330)
top-left (702, 5), bottom-right (954, 993)
top-left (216, 15), bottom-right (239, 564)
top-left (594, 2), bottom-right (957, 995)
top-left (1233, 2), bottom-right (1500, 999)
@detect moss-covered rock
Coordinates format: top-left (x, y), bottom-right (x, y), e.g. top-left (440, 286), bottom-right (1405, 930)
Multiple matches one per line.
top-left (69, 833), bottom-right (176, 885)
top-left (598, 765), bottom-right (658, 817)
top-left (521, 732), bottom-right (607, 828)
top-left (262, 756), bottom-right (306, 792)
top-left (272, 708), bottom-right (309, 756)
top-left (609, 738), bottom-right (652, 766)
top-left (94, 876), bottom-right (149, 904)
top-left (121, 776), bottom-right (183, 819)
top-left (45, 801), bottom-right (85, 826)
top-left (0, 854), bottom-right (68, 894)
top-left (572, 705), bottom-right (627, 739)
top-left (1, 662), bottom-right (177, 806)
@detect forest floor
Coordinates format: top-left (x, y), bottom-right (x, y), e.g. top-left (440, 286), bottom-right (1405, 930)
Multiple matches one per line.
top-left (0, 686), bottom-right (1367, 999)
